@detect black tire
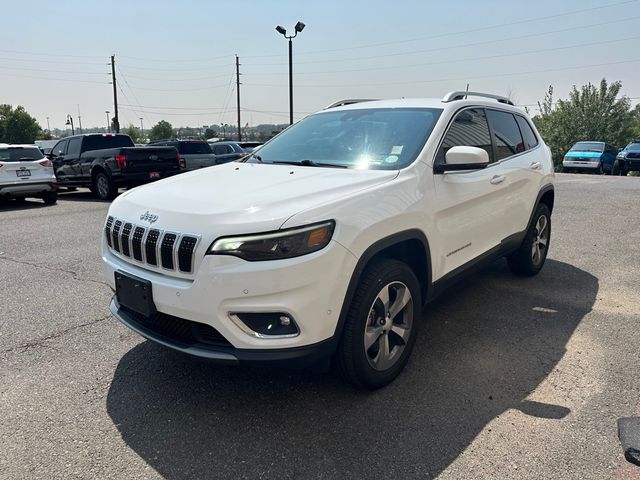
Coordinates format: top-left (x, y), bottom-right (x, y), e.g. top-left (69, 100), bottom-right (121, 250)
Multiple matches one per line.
top-left (613, 160), bottom-right (622, 176)
top-left (507, 204), bottom-right (551, 276)
top-left (92, 172), bottom-right (117, 201)
top-left (596, 163), bottom-right (604, 175)
top-left (335, 258), bottom-right (421, 390)
top-left (42, 191), bottom-right (58, 205)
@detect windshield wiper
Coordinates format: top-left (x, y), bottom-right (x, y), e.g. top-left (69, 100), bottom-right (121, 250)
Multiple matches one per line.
top-left (273, 159), bottom-right (348, 168)
top-left (242, 152), bottom-right (262, 163)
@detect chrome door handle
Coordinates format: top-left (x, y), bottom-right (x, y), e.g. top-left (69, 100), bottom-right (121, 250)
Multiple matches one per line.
top-left (490, 175), bottom-right (506, 185)
top-left (530, 161), bottom-right (541, 170)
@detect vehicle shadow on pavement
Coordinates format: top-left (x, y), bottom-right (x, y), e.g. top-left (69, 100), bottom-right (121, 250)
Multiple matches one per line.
top-left (106, 259), bottom-right (597, 479)
top-left (0, 199), bottom-right (52, 211)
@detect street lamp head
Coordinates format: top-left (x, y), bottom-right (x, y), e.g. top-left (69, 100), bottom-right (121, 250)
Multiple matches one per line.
top-left (295, 21), bottom-right (305, 33)
top-left (275, 25), bottom-right (287, 36)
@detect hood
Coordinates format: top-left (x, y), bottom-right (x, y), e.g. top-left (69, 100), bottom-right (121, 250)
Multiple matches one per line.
top-left (109, 162), bottom-right (398, 234)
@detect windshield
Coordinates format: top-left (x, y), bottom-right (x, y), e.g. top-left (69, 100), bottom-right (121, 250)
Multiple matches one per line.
top-left (569, 142), bottom-right (604, 153)
top-left (0, 147), bottom-right (45, 162)
top-left (625, 143), bottom-right (640, 151)
top-left (246, 108), bottom-right (442, 169)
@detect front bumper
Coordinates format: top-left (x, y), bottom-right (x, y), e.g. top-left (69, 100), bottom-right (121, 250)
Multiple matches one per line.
top-left (622, 159), bottom-right (640, 171)
top-left (102, 238), bottom-right (357, 353)
top-left (110, 296), bottom-right (336, 367)
top-left (562, 160), bottom-right (600, 171)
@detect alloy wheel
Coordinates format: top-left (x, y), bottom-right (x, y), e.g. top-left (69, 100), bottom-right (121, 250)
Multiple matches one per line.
top-left (363, 281), bottom-right (413, 371)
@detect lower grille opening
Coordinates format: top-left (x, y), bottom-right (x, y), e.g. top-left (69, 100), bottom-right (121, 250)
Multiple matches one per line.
top-left (121, 307), bottom-right (232, 349)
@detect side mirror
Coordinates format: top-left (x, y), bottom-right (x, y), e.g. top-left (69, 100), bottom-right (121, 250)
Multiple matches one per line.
top-left (435, 146), bottom-right (490, 173)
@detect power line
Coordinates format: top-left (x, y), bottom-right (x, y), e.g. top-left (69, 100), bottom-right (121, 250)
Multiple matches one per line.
top-left (243, 58), bottom-right (640, 88)
top-left (0, 72), bottom-right (109, 84)
top-left (243, 0), bottom-right (638, 59)
top-left (247, 15), bottom-right (640, 67)
top-left (246, 35), bottom-right (640, 76)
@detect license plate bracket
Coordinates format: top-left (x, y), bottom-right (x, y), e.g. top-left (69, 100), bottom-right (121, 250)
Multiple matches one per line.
top-left (115, 271), bottom-right (156, 318)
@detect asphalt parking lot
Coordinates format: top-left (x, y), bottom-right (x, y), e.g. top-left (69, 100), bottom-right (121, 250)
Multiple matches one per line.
top-left (1, 174), bottom-right (640, 480)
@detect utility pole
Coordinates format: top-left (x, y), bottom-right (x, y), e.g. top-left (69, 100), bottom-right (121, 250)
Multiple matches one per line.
top-left (46, 117), bottom-right (50, 132)
top-left (236, 55), bottom-right (241, 142)
top-left (110, 55), bottom-right (120, 133)
top-left (140, 118), bottom-right (144, 139)
top-left (77, 104), bottom-right (83, 134)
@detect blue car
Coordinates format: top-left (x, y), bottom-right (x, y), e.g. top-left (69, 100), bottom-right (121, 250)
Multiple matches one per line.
top-left (614, 140), bottom-right (640, 176)
top-left (562, 141), bottom-right (618, 174)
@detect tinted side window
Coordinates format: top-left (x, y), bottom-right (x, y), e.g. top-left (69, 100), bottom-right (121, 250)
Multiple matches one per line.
top-left (83, 135), bottom-right (134, 152)
top-left (437, 108), bottom-right (493, 163)
top-left (53, 139), bottom-right (68, 156)
top-left (486, 110), bottom-right (525, 161)
top-left (67, 137), bottom-right (82, 156)
top-left (213, 144), bottom-right (232, 155)
top-left (180, 142), bottom-right (212, 154)
top-left (515, 116), bottom-right (538, 150)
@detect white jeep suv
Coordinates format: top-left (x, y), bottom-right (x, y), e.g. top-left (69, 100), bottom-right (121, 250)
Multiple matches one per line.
top-left (102, 92), bottom-right (554, 389)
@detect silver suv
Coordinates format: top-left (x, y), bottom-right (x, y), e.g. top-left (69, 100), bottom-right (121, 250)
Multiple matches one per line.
top-left (0, 144), bottom-right (58, 204)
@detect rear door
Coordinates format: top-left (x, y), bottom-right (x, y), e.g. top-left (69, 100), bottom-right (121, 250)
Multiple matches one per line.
top-left (484, 109), bottom-right (535, 237)
top-left (0, 146), bottom-right (52, 186)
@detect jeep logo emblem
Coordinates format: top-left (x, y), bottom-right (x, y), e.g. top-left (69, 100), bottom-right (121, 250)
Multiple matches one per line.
top-left (140, 211), bottom-right (158, 224)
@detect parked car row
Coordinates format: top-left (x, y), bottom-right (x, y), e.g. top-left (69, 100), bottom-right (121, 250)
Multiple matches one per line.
top-left (562, 140), bottom-right (640, 175)
top-left (0, 134), bottom-right (262, 204)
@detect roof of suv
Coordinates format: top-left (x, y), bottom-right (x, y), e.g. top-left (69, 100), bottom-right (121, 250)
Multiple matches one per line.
top-left (324, 96), bottom-right (525, 115)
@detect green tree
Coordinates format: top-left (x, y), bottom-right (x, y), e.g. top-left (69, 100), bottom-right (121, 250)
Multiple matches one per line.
top-left (533, 79), bottom-right (637, 169)
top-left (148, 120), bottom-right (174, 141)
top-left (0, 104), bottom-right (43, 144)
top-left (124, 124), bottom-right (140, 143)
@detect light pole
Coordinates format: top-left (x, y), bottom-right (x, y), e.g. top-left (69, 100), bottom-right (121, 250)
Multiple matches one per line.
top-left (275, 21), bottom-right (305, 125)
top-left (139, 117), bottom-right (144, 139)
top-left (105, 111), bottom-right (110, 133)
top-left (65, 114), bottom-right (75, 136)
top-left (46, 117), bottom-right (50, 132)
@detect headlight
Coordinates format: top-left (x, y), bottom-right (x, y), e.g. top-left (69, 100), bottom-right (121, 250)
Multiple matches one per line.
top-left (207, 220), bottom-right (335, 261)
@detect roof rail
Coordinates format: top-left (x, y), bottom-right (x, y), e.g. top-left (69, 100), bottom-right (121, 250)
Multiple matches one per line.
top-left (442, 91), bottom-right (514, 106)
top-left (324, 99), bottom-right (379, 109)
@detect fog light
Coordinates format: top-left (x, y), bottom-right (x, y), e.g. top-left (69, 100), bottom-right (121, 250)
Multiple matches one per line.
top-left (230, 312), bottom-right (299, 338)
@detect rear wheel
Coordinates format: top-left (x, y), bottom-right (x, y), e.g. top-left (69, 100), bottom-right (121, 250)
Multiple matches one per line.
top-left (335, 259), bottom-right (420, 390)
top-left (42, 191), bottom-right (58, 205)
top-left (92, 172), bottom-right (117, 201)
top-left (507, 204), bottom-right (551, 276)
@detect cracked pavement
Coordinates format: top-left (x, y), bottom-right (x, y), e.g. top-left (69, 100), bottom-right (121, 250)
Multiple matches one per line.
top-left (1, 178), bottom-right (640, 479)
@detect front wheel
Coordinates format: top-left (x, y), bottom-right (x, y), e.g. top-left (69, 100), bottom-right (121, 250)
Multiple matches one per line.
top-left (507, 204), bottom-right (551, 276)
top-left (92, 172), bottom-right (117, 201)
top-left (335, 259), bottom-right (420, 390)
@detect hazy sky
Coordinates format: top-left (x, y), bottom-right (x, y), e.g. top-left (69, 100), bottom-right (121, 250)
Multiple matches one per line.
top-left (2, 0), bottom-right (639, 131)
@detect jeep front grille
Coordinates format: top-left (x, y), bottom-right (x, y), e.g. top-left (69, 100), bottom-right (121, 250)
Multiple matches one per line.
top-left (104, 216), bottom-right (200, 274)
